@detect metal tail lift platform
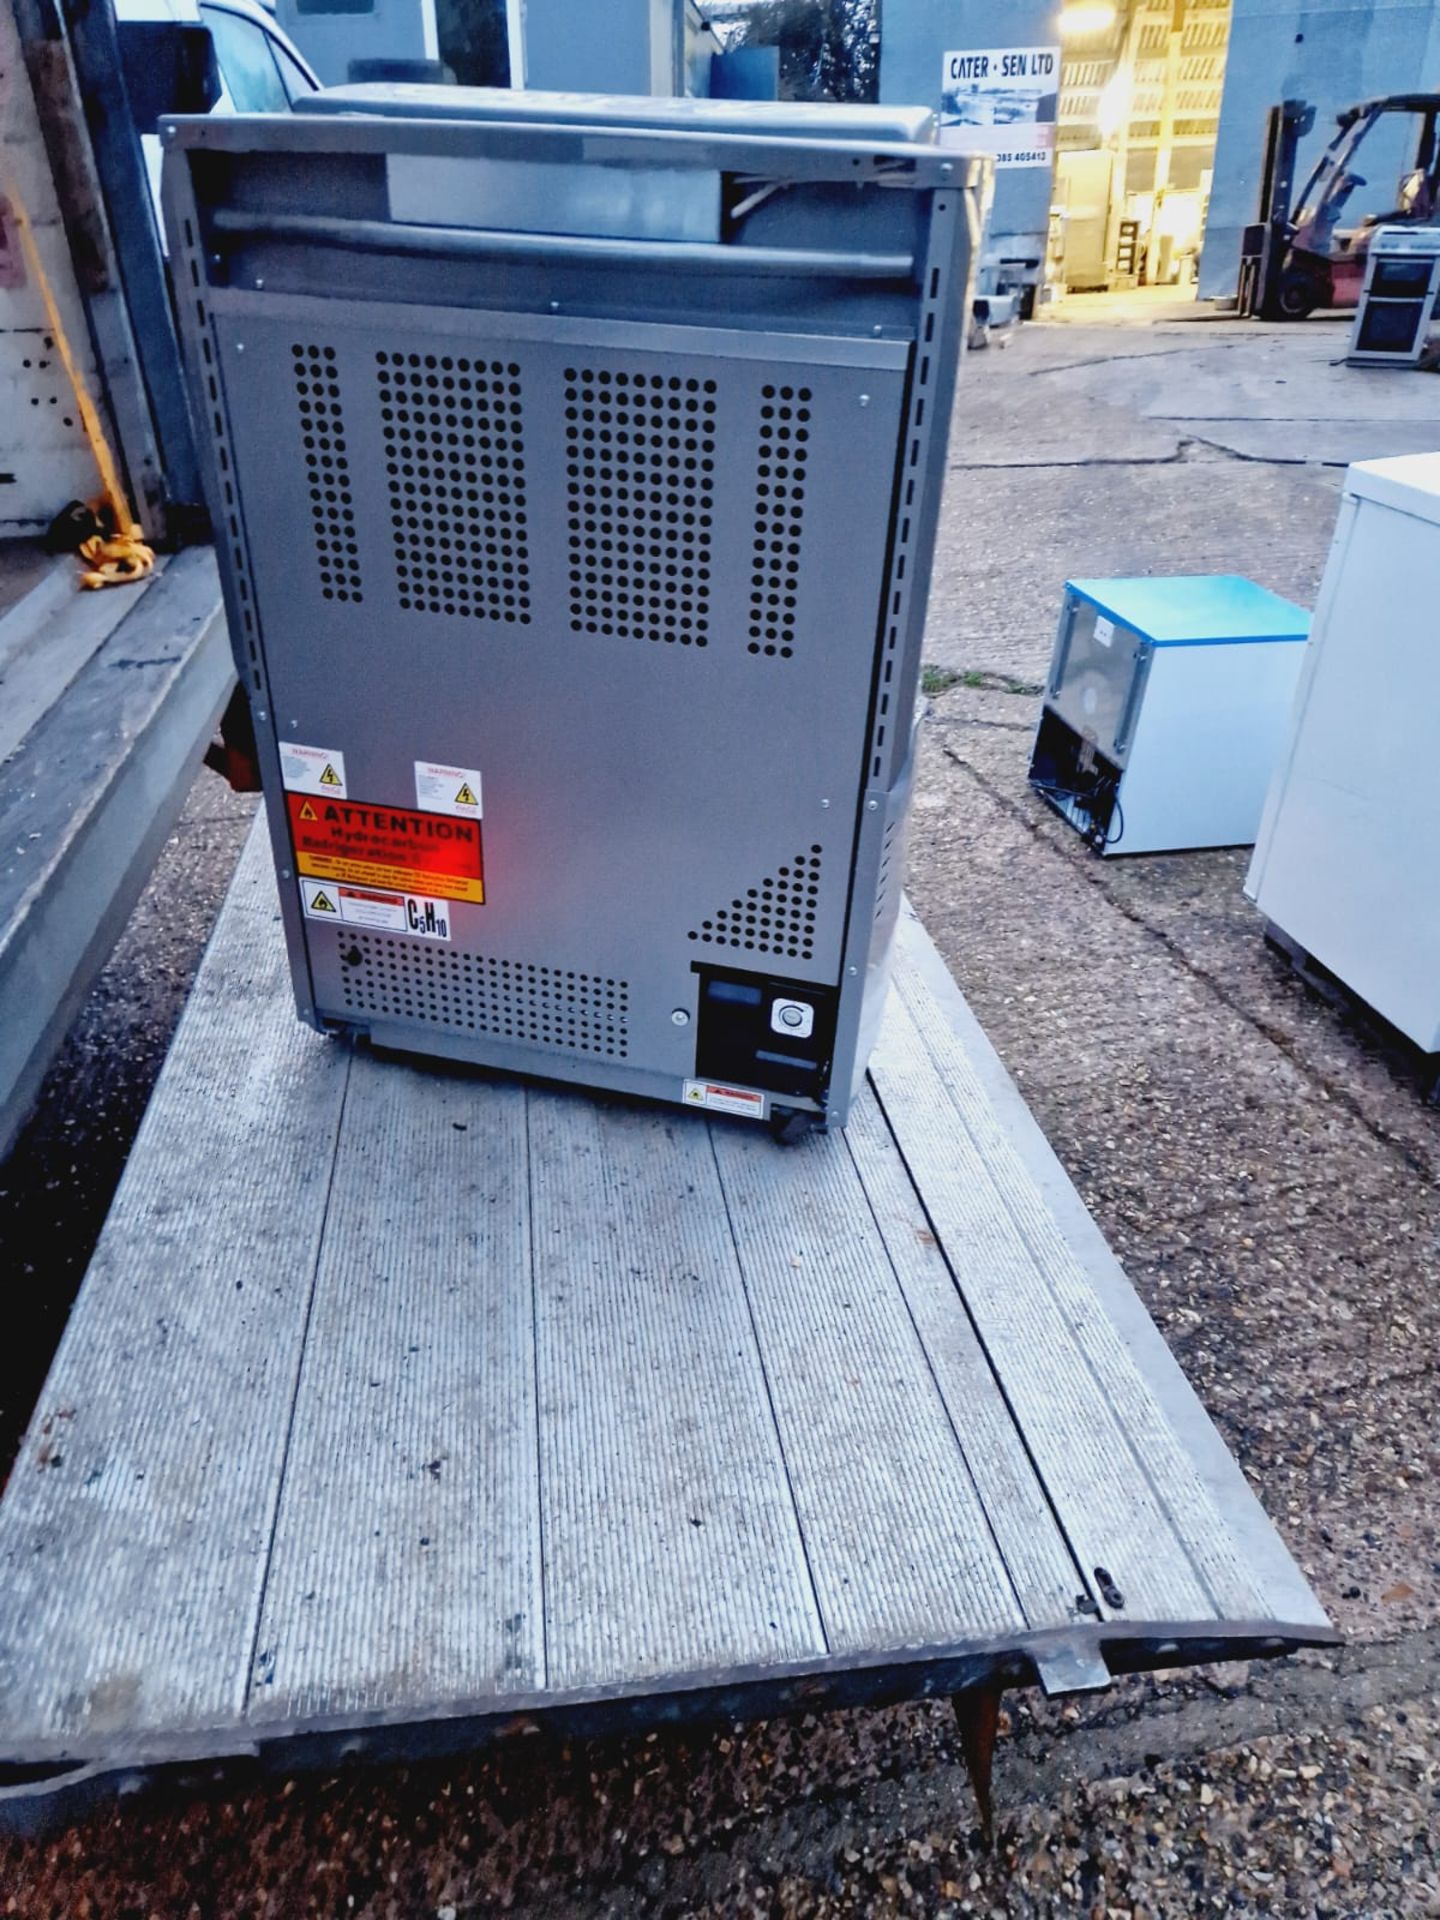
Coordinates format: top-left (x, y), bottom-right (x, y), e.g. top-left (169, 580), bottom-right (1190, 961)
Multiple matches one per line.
top-left (0, 825), bottom-right (1334, 1832)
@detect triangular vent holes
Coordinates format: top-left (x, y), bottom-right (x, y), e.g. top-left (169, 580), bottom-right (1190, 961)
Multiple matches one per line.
top-left (687, 848), bottom-right (822, 962)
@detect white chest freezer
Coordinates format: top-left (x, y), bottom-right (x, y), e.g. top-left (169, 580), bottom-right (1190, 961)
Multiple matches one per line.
top-left (1247, 453), bottom-right (1440, 1056)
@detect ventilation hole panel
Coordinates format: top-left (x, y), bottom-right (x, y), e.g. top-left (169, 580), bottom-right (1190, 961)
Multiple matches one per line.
top-left (291, 343), bottom-right (362, 603)
top-left (748, 384), bottom-right (810, 659)
top-left (564, 366), bottom-right (716, 646)
top-left (377, 351), bottom-right (532, 623)
top-left (338, 935), bottom-right (628, 1058)
top-left (687, 847), bottom-right (822, 962)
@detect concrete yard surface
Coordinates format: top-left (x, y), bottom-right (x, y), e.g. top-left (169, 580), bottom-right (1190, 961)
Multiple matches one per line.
top-left (2, 294), bottom-right (1439, 1914)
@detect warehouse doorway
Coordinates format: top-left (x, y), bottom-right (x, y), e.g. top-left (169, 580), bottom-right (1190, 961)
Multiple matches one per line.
top-left (1053, 0), bottom-right (1231, 294)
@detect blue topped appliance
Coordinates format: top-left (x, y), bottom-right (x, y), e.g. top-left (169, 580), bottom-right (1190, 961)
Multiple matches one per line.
top-left (1029, 575), bottom-right (1309, 856)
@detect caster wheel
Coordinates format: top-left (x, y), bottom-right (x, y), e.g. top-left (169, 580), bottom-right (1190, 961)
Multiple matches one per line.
top-left (770, 1107), bottom-right (817, 1145)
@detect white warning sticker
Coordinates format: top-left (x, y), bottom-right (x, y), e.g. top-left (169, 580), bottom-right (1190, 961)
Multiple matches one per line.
top-left (414, 760), bottom-right (483, 820)
top-left (300, 878), bottom-right (343, 920)
top-left (392, 894), bottom-right (453, 942)
top-left (683, 1079), bottom-right (769, 1120)
top-left (281, 742), bottom-right (347, 798)
top-left (1093, 615), bottom-right (1115, 649)
top-left (300, 878), bottom-right (452, 941)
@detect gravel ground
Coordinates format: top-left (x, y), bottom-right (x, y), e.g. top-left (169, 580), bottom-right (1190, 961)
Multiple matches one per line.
top-left (0, 778), bottom-right (258, 1468)
top-left (4, 1664), bottom-right (1438, 1914)
top-left (3, 295), bottom-right (1440, 1914)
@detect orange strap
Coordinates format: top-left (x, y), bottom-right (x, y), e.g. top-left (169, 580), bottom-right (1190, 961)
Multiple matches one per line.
top-left (7, 178), bottom-right (155, 589)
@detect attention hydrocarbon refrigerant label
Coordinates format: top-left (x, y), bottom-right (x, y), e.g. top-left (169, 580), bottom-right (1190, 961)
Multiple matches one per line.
top-left (683, 1080), bottom-right (769, 1120)
top-left (287, 794), bottom-right (484, 904)
top-left (299, 877), bottom-right (453, 941)
top-left (280, 742), bottom-right (347, 798)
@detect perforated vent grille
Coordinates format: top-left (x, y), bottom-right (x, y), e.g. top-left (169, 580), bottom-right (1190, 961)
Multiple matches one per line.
top-left (688, 848), bottom-right (822, 962)
top-left (749, 384), bottom-right (810, 658)
top-left (377, 351), bottom-right (532, 622)
top-left (565, 366), bottom-right (716, 645)
top-left (339, 935), bottom-right (629, 1057)
top-left (292, 344), bottom-right (362, 603)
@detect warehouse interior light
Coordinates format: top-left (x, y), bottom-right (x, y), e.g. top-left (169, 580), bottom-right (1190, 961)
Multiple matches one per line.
top-left (1096, 66), bottom-right (1133, 137)
top-left (1060, 1), bottom-right (1118, 36)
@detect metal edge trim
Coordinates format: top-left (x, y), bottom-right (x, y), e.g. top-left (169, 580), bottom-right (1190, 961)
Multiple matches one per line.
top-left (158, 111), bottom-right (986, 189)
top-left (202, 287), bottom-right (913, 370)
top-left (0, 1611), bottom-right (1338, 1787)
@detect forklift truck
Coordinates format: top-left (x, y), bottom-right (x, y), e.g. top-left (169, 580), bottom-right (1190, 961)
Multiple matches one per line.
top-left (1238, 92), bottom-right (1440, 319)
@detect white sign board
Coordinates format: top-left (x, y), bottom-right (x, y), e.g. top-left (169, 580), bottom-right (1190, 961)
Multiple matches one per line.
top-left (940, 46), bottom-right (1060, 169)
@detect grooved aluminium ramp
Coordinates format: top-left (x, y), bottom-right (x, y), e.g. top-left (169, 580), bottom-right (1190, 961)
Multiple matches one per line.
top-left (0, 823), bottom-right (1333, 1812)
top-left (0, 547), bottom-right (233, 1160)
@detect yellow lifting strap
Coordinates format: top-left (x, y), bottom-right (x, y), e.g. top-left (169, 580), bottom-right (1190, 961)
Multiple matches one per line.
top-left (6, 179), bottom-right (156, 590)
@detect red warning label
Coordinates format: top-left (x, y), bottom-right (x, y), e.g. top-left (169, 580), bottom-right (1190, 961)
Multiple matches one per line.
top-left (287, 794), bottom-right (485, 904)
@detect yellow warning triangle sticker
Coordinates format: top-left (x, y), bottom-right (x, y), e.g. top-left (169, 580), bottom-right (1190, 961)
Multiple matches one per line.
top-left (318, 763), bottom-right (342, 787)
top-left (298, 798), bottom-right (318, 821)
top-left (454, 781), bottom-right (478, 808)
top-left (309, 889), bottom-right (338, 914)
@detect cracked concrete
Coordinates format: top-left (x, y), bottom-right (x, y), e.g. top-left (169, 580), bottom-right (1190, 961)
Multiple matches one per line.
top-left (3, 291), bottom-right (1440, 1915)
top-left (1008, 295), bottom-right (1440, 469)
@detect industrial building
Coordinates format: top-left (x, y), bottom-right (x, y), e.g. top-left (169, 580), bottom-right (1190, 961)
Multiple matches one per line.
top-left (880, 0), bottom-right (1440, 305)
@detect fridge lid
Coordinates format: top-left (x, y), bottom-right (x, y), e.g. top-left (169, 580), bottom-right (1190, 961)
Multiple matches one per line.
top-left (1065, 575), bottom-right (1310, 647)
top-left (1346, 452), bottom-right (1440, 528)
